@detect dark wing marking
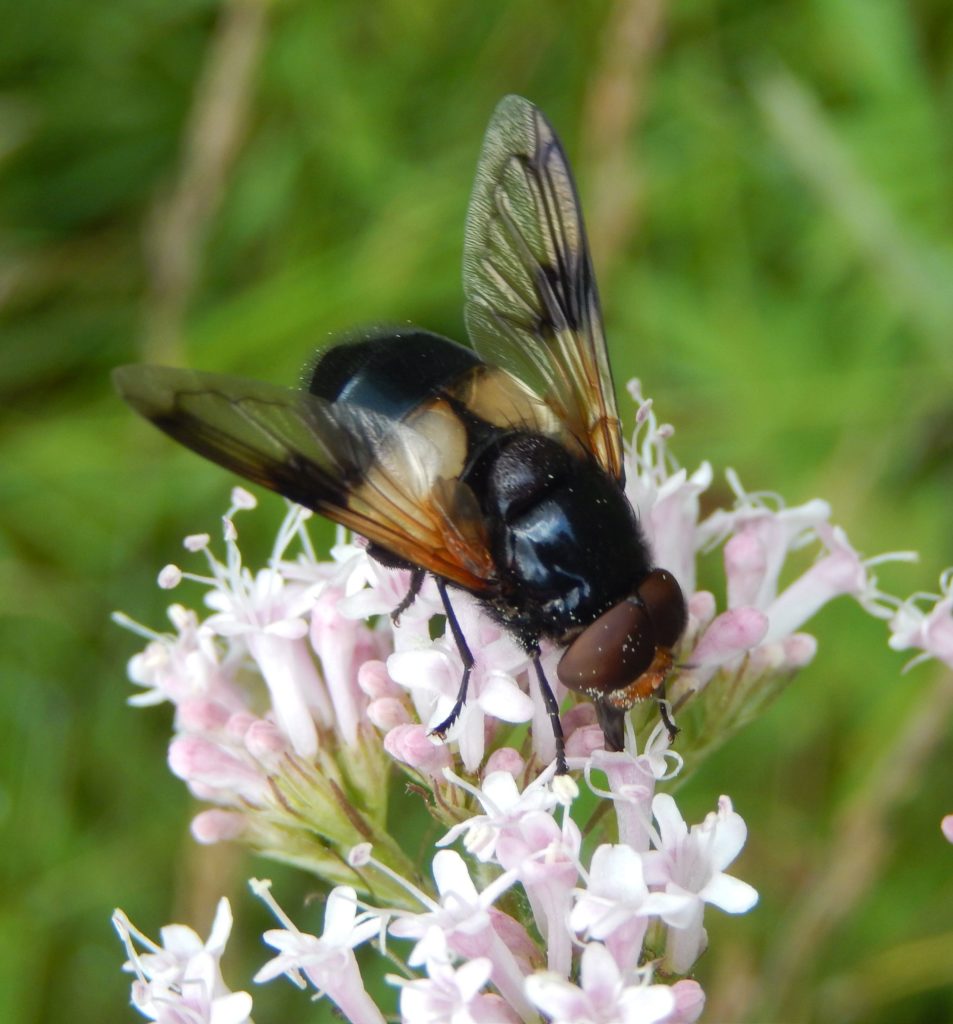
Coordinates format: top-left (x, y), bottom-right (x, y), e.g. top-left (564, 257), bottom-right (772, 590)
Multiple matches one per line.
top-left (113, 365), bottom-right (497, 591)
top-left (463, 94), bottom-right (624, 481)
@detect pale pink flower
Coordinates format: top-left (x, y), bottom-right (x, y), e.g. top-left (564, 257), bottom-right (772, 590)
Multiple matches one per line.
top-left (642, 794), bottom-right (759, 973)
top-left (679, 478), bottom-right (911, 700)
top-left (703, 476), bottom-right (907, 634)
top-left (312, 536), bottom-right (384, 599)
top-left (686, 588), bottom-right (716, 630)
top-left (438, 768), bottom-right (560, 862)
top-left (387, 594), bottom-right (535, 771)
top-left (113, 898), bottom-right (252, 1024)
top-left (698, 481), bottom-right (832, 601)
top-left (645, 461), bottom-right (714, 599)
top-left (118, 604), bottom-right (241, 713)
top-left (623, 380), bottom-right (712, 597)
top-left (525, 941), bottom-right (676, 1024)
top-left (243, 717), bottom-right (290, 762)
top-left (394, 955), bottom-right (520, 1024)
top-left (888, 569), bottom-right (953, 670)
top-left (761, 523), bottom-right (900, 643)
top-left (389, 850), bottom-right (534, 1020)
top-left (308, 531), bottom-right (441, 625)
top-left (175, 697), bottom-right (231, 734)
top-left (204, 565), bottom-right (330, 759)
top-left (570, 844), bottom-right (686, 973)
top-left (683, 607), bottom-right (769, 685)
top-left (105, 373), bottom-right (904, 1023)
top-left (495, 809), bottom-right (581, 976)
top-left (586, 731), bottom-right (679, 852)
top-left (252, 880), bottom-right (385, 1024)
top-left (309, 584), bottom-right (379, 745)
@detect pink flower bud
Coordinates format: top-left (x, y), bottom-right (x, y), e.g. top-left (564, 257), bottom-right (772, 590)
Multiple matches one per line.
top-left (367, 697), bottom-right (410, 731)
top-left (191, 809), bottom-right (247, 844)
top-left (565, 724), bottom-right (607, 760)
top-left (748, 648), bottom-right (789, 689)
top-left (224, 711), bottom-right (258, 740)
top-left (488, 908), bottom-right (540, 974)
top-left (690, 608), bottom-right (769, 671)
top-left (560, 703), bottom-right (597, 738)
top-left (782, 632), bottom-right (818, 669)
top-left (176, 698), bottom-right (231, 733)
top-left (310, 589), bottom-right (368, 746)
top-left (357, 659), bottom-right (399, 699)
top-left (245, 719), bottom-right (289, 761)
top-left (670, 978), bottom-right (706, 1023)
top-left (384, 724), bottom-right (451, 776)
top-left (724, 532), bottom-right (767, 608)
top-left (483, 747), bottom-right (524, 777)
top-left (168, 736), bottom-right (268, 801)
top-left (687, 590), bottom-right (716, 630)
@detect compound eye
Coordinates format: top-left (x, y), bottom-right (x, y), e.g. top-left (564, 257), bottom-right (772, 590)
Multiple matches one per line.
top-left (636, 569), bottom-right (687, 649)
top-left (557, 600), bottom-right (654, 695)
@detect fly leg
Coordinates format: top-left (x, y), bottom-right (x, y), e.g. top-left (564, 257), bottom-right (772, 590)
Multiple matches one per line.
top-left (430, 579), bottom-right (474, 738)
top-left (532, 653), bottom-right (568, 775)
top-left (390, 567), bottom-right (425, 624)
top-left (428, 584), bottom-right (569, 775)
top-left (657, 681), bottom-right (679, 743)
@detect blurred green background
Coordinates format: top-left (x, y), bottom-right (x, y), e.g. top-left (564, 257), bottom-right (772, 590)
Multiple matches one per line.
top-left (2, 1), bottom-right (952, 1021)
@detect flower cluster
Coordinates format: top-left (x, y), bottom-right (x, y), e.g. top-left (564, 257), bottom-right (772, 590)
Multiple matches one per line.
top-left (115, 738), bottom-right (759, 1023)
top-left (112, 382), bottom-right (918, 1021)
top-left (253, 744), bottom-right (759, 1024)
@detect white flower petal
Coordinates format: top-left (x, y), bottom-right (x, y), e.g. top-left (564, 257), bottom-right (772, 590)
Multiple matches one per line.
top-left (209, 990), bottom-right (254, 1024)
top-left (432, 851), bottom-right (479, 903)
top-left (478, 672), bottom-right (534, 722)
top-left (651, 793), bottom-right (687, 848)
top-left (699, 873), bottom-right (759, 914)
top-left (322, 887), bottom-right (359, 944)
top-left (205, 898), bottom-right (234, 954)
top-left (525, 971), bottom-right (591, 1022)
top-left (621, 985), bottom-right (677, 1024)
top-left (578, 941), bottom-right (622, 999)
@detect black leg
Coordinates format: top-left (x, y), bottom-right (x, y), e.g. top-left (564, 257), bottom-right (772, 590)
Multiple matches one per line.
top-left (657, 682), bottom-right (679, 743)
top-left (390, 567), bottom-right (425, 624)
top-left (430, 580), bottom-right (474, 738)
top-left (533, 654), bottom-right (568, 775)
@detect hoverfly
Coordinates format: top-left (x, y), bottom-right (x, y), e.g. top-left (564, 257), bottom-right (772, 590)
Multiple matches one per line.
top-left (115, 95), bottom-right (687, 774)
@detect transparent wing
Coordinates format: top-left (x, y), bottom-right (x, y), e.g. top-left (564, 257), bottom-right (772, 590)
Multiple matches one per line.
top-left (463, 94), bottom-right (624, 481)
top-left (113, 364), bottom-right (497, 591)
